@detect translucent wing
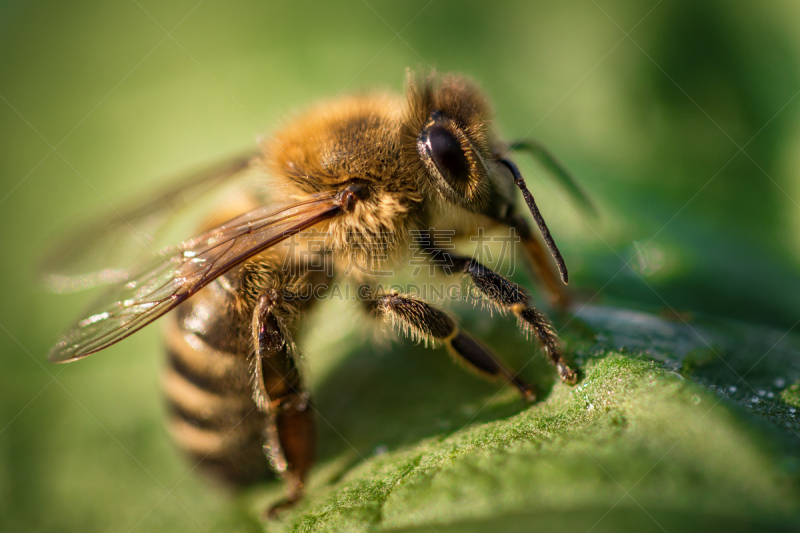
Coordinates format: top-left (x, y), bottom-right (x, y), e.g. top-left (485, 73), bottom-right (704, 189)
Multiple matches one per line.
top-left (40, 149), bottom-right (259, 293)
top-left (49, 191), bottom-right (347, 363)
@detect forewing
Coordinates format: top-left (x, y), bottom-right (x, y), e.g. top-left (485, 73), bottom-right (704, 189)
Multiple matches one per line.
top-left (48, 192), bottom-right (343, 363)
top-left (40, 149), bottom-right (259, 293)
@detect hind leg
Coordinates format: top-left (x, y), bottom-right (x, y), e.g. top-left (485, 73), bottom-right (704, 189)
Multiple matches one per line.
top-left (251, 289), bottom-right (316, 517)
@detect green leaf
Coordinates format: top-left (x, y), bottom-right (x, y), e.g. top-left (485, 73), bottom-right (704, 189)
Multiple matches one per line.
top-left (258, 306), bottom-right (800, 532)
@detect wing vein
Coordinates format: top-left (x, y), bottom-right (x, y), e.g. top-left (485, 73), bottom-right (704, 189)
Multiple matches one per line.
top-left (49, 191), bottom-right (344, 363)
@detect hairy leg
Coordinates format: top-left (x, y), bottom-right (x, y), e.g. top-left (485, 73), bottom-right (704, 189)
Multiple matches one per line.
top-left (252, 290), bottom-right (316, 517)
top-left (366, 291), bottom-right (535, 401)
top-left (444, 254), bottom-right (577, 384)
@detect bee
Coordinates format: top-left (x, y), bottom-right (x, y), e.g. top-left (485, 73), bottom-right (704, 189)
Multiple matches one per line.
top-left (44, 71), bottom-right (593, 516)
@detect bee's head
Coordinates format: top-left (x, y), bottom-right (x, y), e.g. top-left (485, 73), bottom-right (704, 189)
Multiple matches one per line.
top-left (402, 72), bottom-right (497, 212)
top-left (402, 71), bottom-right (569, 284)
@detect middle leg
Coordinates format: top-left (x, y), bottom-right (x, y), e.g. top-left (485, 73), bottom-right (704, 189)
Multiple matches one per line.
top-left (365, 291), bottom-right (535, 401)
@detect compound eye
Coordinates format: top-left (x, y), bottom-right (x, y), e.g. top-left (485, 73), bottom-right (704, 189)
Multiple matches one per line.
top-left (426, 125), bottom-right (471, 190)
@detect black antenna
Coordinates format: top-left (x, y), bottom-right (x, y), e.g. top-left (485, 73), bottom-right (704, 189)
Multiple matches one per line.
top-left (510, 140), bottom-right (598, 219)
top-left (500, 158), bottom-right (569, 285)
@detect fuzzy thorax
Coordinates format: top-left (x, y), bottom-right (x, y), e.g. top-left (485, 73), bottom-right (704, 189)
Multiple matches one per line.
top-left (325, 190), bottom-right (418, 277)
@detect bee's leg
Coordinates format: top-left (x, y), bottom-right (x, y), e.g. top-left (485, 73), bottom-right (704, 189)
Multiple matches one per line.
top-left (447, 254), bottom-right (577, 385)
top-left (366, 291), bottom-right (535, 401)
top-left (251, 290), bottom-right (315, 518)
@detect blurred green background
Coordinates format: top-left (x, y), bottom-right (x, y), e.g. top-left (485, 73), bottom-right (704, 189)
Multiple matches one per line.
top-left (2, 0), bottom-right (800, 532)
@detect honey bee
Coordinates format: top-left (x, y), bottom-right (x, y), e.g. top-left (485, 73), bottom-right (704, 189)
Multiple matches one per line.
top-left (44, 71), bottom-right (593, 516)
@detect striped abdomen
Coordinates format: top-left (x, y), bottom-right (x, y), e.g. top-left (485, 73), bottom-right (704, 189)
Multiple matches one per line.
top-left (162, 276), bottom-right (270, 485)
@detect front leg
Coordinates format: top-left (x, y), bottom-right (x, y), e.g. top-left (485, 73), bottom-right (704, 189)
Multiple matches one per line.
top-left (448, 255), bottom-right (578, 385)
top-left (366, 291), bottom-right (535, 401)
